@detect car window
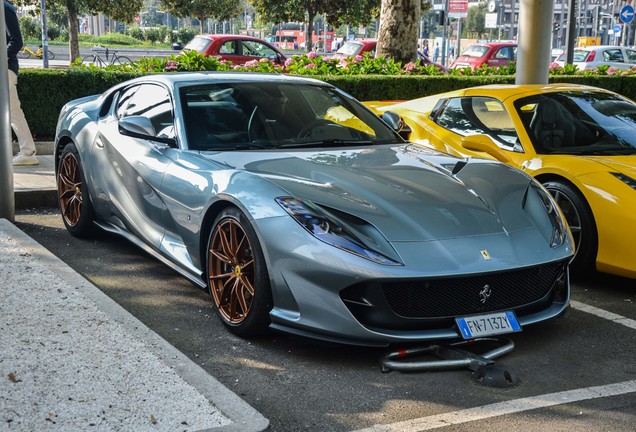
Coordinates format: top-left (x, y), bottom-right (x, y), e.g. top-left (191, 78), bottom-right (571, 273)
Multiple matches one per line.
top-left (180, 82), bottom-right (400, 151)
top-left (119, 84), bottom-right (174, 139)
top-left (602, 49), bottom-right (624, 62)
top-left (219, 40), bottom-right (237, 54)
top-left (625, 49), bottom-right (636, 62)
top-left (434, 97), bottom-right (519, 150)
top-left (515, 92), bottom-right (636, 155)
top-left (116, 86), bottom-right (139, 118)
top-left (494, 47), bottom-right (512, 60)
top-left (241, 40), bottom-right (277, 58)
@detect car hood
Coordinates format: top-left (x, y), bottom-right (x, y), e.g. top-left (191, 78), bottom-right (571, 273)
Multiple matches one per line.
top-left (203, 144), bottom-right (537, 242)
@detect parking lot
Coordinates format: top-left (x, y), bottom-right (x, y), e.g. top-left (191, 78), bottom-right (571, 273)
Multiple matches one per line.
top-left (14, 208), bottom-right (636, 431)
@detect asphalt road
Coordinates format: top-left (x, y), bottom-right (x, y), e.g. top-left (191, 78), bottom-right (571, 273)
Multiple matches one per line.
top-left (15, 208), bottom-right (636, 431)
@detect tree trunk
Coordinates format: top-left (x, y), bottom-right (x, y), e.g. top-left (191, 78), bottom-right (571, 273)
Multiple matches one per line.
top-left (306, 14), bottom-right (315, 52)
top-left (199, 15), bottom-right (205, 34)
top-left (376, 0), bottom-right (420, 63)
top-left (67, 0), bottom-right (80, 62)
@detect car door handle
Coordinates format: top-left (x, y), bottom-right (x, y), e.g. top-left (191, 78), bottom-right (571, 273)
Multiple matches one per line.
top-left (95, 136), bottom-right (104, 148)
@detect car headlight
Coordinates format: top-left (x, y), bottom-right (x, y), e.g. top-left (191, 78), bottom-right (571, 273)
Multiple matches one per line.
top-left (522, 181), bottom-right (570, 248)
top-left (610, 172), bottom-right (636, 190)
top-left (276, 197), bottom-right (402, 265)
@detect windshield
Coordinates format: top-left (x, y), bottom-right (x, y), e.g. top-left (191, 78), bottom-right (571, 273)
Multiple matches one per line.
top-left (184, 36), bottom-right (212, 53)
top-left (514, 91), bottom-right (636, 155)
top-left (336, 42), bottom-right (366, 57)
top-left (572, 50), bottom-right (592, 62)
top-left (179, 81), bottom-right (401, 151)
top-left (460, 45), bottom-right (489, 58)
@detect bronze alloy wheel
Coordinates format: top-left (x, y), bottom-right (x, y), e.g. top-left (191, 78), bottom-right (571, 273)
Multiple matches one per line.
top-left (208, 217), bottom-right (256, 324)
top-left (58, 152), bottom-right (83, 227)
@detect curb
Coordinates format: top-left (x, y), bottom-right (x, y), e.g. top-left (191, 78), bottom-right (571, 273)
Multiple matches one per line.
top-left (15, 189), bottom-right (58, 210)
top-left (13, 141), bottom-right (55, 156)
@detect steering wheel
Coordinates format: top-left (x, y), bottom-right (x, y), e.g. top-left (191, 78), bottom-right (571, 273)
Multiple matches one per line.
top-left (297, 118), bottom-right (338, 138)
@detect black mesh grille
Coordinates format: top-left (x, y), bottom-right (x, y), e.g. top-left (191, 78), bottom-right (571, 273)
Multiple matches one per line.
top-left (381, 262), bottom-right (565, 318)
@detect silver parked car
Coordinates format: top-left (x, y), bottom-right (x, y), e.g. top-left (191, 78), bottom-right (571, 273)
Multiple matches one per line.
top-left (54, 73), bottom-right (573, 346)
top-left (553, 45), bottom-right (636, 70)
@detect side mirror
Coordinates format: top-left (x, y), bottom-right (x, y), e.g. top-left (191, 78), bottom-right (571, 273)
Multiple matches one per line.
top-left (119, 115), bottom-right (156, 137)
top-left (382, 111), bottom-right (412, 140)
top-left (461, 134), bottom-right (512, 163)
top-left (119, 116), bottom-right (177, 147)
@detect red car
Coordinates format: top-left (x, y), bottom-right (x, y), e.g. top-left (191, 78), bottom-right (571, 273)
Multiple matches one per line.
top-left (331, 39), bottom-right (447, 72)
top-left (331, 39), bottom-right (378, 59)
top-left (450, 42), bottom-right (517, 70)
top-left (183, 34), bottom-right (287, 66)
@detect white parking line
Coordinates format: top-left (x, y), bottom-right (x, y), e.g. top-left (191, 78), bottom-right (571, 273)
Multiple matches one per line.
top-left (353, 380), bottom-right (636, 432)
top-left (353, 301), bottom-right (636, 432)
top-left (570, 300), bottom-right (636, 330)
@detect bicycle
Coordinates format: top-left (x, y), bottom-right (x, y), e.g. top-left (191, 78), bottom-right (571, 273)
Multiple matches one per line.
top-left (81, 46), bottom-right (132, 67)
top-left (17, 45), bottom-right (55, 60)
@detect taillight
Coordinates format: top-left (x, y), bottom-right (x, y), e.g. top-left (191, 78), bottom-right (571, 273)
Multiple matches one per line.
top-left (587, 51), bottom-right (596, 61)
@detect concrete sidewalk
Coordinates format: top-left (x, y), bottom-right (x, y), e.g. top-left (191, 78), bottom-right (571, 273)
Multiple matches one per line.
top-left (4, 151), bottom-right (269, 431)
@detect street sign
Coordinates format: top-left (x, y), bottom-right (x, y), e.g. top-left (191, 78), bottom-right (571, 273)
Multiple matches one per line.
top-left (620, 5), bottom-right (635, 23)
top-left (449, 0), bottom-right (469, 19)
top-left (485, 13), bottom-right (498, 29)
top-left (613, 24), bottom-right (622, 34)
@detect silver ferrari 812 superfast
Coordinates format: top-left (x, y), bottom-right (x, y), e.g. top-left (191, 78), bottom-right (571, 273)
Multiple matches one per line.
top-left (55, 73), bottom-right (573, 346)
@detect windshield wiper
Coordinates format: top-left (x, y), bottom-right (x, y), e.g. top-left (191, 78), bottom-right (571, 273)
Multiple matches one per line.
top-left (275, 140), bottom-right (375, 149)
top-left (203, 143), bottom-right (266, 151)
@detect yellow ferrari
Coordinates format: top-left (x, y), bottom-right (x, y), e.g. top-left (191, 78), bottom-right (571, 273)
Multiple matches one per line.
top-left (366, 84), bottom-right (636, 279)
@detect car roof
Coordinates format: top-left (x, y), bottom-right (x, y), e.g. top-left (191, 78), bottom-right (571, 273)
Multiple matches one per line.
top-left (192, 34), bottom-right (270, 42)
top-left (111, 72), bottom-right (331, 89)
top-left (575, 45), bottom-right (630, 50)
top-left (468, 42), bottom-right (517, 48)
top-left (388, 83), bottom-right (615, 113)
top-left (345, 39), bottom-right (377, 47)
top-left (459, 83), bottom-right (614, 101)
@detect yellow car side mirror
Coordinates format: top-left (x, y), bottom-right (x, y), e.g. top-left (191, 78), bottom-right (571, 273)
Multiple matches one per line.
top-left (461, 134), bottom-right (512, 164)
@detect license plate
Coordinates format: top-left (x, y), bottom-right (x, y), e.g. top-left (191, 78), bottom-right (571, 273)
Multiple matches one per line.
top-left (456, 311), bottom-right (522, 339)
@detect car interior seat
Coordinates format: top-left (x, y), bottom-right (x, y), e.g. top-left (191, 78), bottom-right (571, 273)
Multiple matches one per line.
top-left (530, 98), bottom-right (576, 151)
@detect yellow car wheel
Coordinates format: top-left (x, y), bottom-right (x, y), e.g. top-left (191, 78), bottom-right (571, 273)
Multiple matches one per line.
top-left (544, 180), bottom-right (597, 276)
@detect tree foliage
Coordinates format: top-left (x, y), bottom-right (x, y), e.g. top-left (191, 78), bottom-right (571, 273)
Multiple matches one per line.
top-left (464, 3), bottom-right (486, 37)
top-left (161, 0), bottom-right (243, 33)
top-left (324, 0), bottom-right (380, 28)
top-left (252, 0), bottom-right (382, 51)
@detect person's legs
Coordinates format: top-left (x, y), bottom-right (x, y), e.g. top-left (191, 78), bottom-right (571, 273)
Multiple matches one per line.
top-left (8, 70), bottom-right (38, 165)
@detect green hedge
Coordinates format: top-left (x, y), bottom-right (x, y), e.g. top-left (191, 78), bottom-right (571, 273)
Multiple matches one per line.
top-left (15, 69), bottom-right (636, 139)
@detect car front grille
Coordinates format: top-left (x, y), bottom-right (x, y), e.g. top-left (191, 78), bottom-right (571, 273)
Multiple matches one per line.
top-left (340, 261), bottom-right (569, 332)
top-left (381, 262), bottom-right (564, 319)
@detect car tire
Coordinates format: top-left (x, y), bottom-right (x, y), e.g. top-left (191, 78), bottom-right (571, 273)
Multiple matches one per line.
top-left (57, 142), bottom-right (96, 238)
top-left (206, 207), bottom-right (273, 337)
top-left (543, 180), bottom-right (597, 276)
